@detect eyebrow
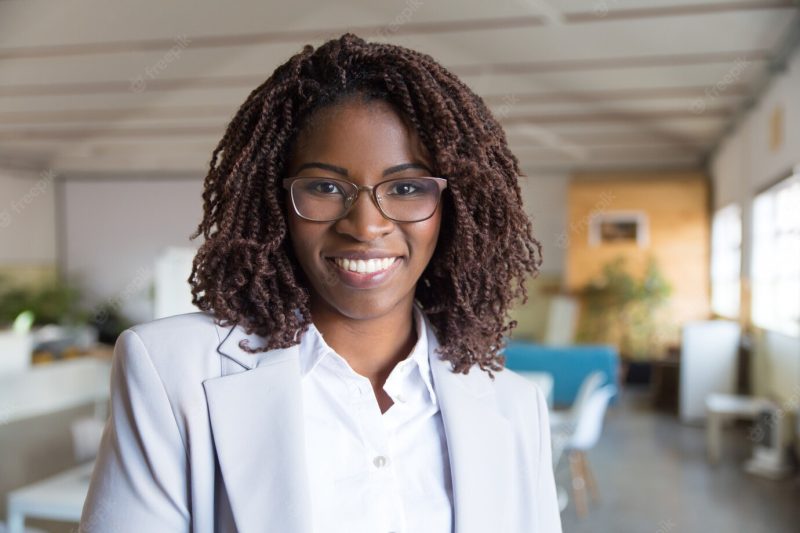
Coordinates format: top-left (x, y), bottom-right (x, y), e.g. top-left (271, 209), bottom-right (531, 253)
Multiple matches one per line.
top-left (295, 162), bottom-right (432, 177)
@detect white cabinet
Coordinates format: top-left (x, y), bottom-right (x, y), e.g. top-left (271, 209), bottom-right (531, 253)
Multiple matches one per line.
top-left (679, 320), bottom-right (741, 423)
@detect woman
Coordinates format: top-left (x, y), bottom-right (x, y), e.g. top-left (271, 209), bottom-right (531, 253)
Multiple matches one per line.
top-left (81, 33), bottom-right (562, 533)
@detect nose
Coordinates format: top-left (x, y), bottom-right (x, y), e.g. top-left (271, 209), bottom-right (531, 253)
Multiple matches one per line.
top-left (333, 188), bottom-right (395, 242)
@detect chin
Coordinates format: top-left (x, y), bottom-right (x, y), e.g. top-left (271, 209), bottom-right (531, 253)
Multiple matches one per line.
top-left (314, 284), bottom-right (414, 321)
top-left (327, 293), bottom-right (397, 319)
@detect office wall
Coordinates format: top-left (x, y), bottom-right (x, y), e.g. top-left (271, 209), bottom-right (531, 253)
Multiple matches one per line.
top-left (518, 173), bottom-right (569, 276)
top-left (0, 168), bottom-right (57, 263)
top-left (62, 177), bottom-right (203, 323)
top-left (0, 167), bottom-right (58, 287)
top-left (711, 46), bottom-right (800, 404)
top-left (506, 173), bottom-right (569, 341)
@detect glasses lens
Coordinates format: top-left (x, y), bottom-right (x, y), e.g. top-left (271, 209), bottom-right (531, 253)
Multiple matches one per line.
top-left (289, 177), bottom-right (443, 222)
top-left (291, 178), bottom-right (354, 221)
top-left (376, 177), bottom-right (442, 222)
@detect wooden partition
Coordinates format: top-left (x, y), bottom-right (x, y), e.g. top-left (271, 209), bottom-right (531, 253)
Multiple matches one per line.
top-left (565, 171), bottom-right (711, 353)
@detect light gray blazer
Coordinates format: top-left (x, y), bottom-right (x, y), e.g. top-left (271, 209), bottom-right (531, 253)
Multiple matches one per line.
top-left (80, 310), bottom-right (562, 533)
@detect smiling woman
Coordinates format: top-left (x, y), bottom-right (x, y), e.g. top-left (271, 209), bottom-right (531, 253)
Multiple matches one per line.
top-left (80, 33), bottom-right (561, 533)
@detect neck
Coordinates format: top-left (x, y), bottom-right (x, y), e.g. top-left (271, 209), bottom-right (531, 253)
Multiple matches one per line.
top-left (309, 296), bottom-right (418, 388)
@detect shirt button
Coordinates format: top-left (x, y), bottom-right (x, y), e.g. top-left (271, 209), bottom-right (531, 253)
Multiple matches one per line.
top-left (373, 455), bottom-right (389, 468)
top-left (395, 392), bottom-right (406, 403)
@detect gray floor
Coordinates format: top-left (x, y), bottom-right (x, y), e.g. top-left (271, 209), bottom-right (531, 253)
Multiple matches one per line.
top-left (558, 385), bottom-right (800, 533)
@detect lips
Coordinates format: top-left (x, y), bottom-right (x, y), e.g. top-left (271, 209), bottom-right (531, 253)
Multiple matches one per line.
top-left (323, 253), bottom-right (404, 289)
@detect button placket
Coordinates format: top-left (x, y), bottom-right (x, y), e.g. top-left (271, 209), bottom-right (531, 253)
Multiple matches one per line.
top-left (348, 382), bottom-right (364, 398)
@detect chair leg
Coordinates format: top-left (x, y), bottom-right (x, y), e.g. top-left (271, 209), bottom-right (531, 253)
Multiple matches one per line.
top-left (568, 451), bottom-right (588, 518)
top-left (579, 451), bottom-right (600, 503)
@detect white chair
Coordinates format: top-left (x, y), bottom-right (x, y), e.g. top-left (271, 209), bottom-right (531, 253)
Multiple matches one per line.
top-left (517, 371), bottom-right (554, 408)
top-left (550, 371), bottom-right (607, 433)
top-left (563, 385), bottom-right (616, 518)
top-left (550, 371), bottom-right (606, 487)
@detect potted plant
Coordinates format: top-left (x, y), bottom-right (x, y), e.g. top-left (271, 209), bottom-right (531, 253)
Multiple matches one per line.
top-left (0, 276), bottom-right (103, 372)
top-left (576, 255), bottom-right (673, 382)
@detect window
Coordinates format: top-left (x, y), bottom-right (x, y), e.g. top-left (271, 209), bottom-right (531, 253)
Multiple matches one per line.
top-left (751, 170), bottom-right (800, 337)
top-left (710, 204), bottom-right (741, 318)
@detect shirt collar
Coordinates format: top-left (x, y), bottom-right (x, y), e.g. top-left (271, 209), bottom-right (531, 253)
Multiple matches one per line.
top-left (298, 303), bottom-right (438, 405)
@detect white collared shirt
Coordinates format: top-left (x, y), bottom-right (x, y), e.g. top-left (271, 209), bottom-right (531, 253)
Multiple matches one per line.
top-left (299, 304), bottom-right (454, 533)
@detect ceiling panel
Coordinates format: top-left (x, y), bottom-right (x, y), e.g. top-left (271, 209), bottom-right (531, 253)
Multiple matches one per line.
top-left (0, 0), bottom-right (797, 174)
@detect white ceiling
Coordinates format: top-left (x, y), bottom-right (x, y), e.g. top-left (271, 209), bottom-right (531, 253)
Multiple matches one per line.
top-left (0, 0), bottom-right (798, 176)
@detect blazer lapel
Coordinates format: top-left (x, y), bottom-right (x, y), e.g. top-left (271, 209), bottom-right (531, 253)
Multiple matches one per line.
top-left (427, 324), bottom-right (515, 533)
top-left (203, 323), bottom-right (312, 533)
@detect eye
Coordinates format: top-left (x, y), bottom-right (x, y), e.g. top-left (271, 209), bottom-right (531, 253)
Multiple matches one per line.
top-left (308, 179), bottom-right (345, 196)
top-left (387, 181), bottom-right (421, 196)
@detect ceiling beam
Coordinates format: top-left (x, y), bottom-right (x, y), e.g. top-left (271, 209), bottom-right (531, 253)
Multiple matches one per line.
top-left (0, 84), bottom-right (749, 124)
top-left (0, 1), bottom-right (794, 60)
top-left (0, 51), bottom-right (770, 98)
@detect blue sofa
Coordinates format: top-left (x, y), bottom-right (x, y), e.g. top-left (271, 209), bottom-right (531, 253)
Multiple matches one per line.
top-left (501, 341), bottom-right (620, 408)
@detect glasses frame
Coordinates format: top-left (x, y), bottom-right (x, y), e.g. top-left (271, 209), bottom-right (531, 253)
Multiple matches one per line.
top-left (282, 175), bottom-right (448, 223)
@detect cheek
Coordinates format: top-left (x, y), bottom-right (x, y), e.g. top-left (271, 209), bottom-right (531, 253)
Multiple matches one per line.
top-left (412, 214), bottom-right (442, 263)
top-left (287, 213), bottom-right (320, 262)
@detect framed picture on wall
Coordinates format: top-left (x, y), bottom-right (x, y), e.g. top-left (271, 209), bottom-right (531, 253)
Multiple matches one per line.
top-left (588, 211), bottom-right (649, 247)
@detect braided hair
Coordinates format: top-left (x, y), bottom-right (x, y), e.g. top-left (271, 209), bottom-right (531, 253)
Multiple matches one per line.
top-left (188, 33), bottom-right (542, 375)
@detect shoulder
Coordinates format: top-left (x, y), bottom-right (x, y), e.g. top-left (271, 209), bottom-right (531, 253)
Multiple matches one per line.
top-left (115, 311), bottom-right (227, 384)
top-left (128, 310), bottom-right (221, 345)
top-left (490, 367), bottom-right (550, 433)
top-left (492, 367), bottom-right (544, 403)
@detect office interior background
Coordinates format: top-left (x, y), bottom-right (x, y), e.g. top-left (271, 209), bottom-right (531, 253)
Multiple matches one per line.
top-left (0, 0), bottom-right (799, 531)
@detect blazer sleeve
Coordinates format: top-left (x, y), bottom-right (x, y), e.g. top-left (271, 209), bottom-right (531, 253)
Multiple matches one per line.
top-left (533, 385), bottom-right (563, 533)
top-left (80, 329), bottom-right (190, 533)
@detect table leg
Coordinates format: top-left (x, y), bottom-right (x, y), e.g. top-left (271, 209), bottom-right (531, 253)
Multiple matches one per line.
top-left (6, 506), bottom-right (25, 533)
top-left (707, 411), bottom-right (722, 465)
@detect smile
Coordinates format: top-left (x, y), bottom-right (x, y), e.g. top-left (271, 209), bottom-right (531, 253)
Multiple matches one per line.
top-left (332, 257), bottom-right (399, 274)
top-left (324, 255), bottom-right (404, 290)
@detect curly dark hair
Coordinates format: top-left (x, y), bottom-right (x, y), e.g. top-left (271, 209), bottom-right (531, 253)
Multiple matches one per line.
top-left (188, 32), bottom-right (542, 375)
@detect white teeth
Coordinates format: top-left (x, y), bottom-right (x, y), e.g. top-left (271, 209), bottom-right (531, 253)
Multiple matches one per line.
top-left (333, 257), bottom-right (397, 274)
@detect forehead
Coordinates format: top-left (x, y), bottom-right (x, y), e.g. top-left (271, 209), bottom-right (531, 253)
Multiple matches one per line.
top-left (287, 99), bottom-right (432, 175)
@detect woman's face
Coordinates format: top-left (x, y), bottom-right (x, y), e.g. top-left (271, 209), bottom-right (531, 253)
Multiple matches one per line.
top-left (285, 98), bottom-right (442, 321)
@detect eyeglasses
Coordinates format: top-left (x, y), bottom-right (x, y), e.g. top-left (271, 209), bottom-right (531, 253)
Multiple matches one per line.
top-left (282, 176), bottom-right (448, 223)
